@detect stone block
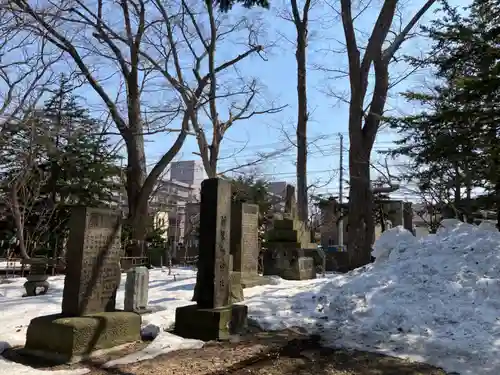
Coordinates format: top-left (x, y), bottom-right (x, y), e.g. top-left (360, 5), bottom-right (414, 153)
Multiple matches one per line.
top-left (229, 271), bottom-right (244, 303)
top-left (282, 256), bottom-right (316, 280)
top-left (124, 266), bottom-right (151, 314)
top-left (273, 219), bottom-right (295, 230)
top-left (267, 229), bottom-right (298, 242)
top-left (230, 202), bottom-right (259, 275)
top-left (195, 178), bottom-right (231, 309)
top-left (24, 311), bottom-right (141, 363)
top-left (174, 304), bottom-right (248, 341)
top-left (23, 280), bottom-right (49, 297)
top-left (62, 207), bottom-right (123, 316)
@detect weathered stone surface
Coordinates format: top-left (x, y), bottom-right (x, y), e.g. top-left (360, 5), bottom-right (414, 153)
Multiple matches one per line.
top-left (228, 255), bottom-right (244, 303)
top-left (229, 271), bottom-right (244, 303)
top-left (174, 304), bottom-right (248, 341)
top-left (195, 178), bottom-right (232, 309)
top-left (124, 266), bottom-right (151, 314)
top-left (284, 185), bottom-right (297, 219)
top-left (231, 202), bottom-right (259, 275)
top-left (263, 249), bottom-right (317, 280)
top-left (23, 280), bottom-right (49, 297)
top-left (22, 258), bottom-right (50, 296)
top-left (282, 256), bottom-right (316, 280)
top-left (62, 207), bottom-right (123, 316)
top-left (24, 312), bottom-right (141, 362)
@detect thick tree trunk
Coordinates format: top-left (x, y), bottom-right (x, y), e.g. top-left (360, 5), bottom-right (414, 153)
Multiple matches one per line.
top-left (347, 141), bottom-right (373, 268)
top-left (291, 0), bottom-right (310, 224)
top-left (296, 29), bottom-right (308, 224)
top-left (125, 134), bottom-right (148, 257)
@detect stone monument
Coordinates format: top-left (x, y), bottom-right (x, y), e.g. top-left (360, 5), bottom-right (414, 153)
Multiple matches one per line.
top-left (124, 266), bottom-right (151, 314)
top-left (24, 207), bottom-right (141, 363)
top-left (22, 258), bottom-right (50, 297)
top-left (264, 185), bottom-right (319, 280)
top-left (174, 178), bottom-right (248, 341)
top-left (230, 202), bottom-right (268, 289)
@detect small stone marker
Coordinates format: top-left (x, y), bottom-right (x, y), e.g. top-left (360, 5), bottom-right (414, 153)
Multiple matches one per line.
top-left (175, 178), bottom-right (248, 341)
top-left (62, 207), bottom-right (123, 316)
top-left (22, 258), bottom-right (49, 297)
top-left (124, 266), bottom-right (151, 314)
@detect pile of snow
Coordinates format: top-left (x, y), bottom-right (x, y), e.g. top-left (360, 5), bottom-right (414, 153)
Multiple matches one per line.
top-left (309, 222), bottom-right (500, 375)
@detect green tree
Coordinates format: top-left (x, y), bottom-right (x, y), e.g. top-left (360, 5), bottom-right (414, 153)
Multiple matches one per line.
top-left (389, 0), bottom-right (500, 225)
top-left (0, 76), bottom-right (123, 258)
top-left (231, 173), bottom-right (272, 241)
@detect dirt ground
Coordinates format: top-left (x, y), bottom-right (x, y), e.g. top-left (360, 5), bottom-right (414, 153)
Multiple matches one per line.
top-left (3, 328), bottom-right (449, 375)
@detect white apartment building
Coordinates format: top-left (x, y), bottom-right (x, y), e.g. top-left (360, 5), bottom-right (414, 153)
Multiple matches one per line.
top-left (169, 160), bottom-right (207, 198)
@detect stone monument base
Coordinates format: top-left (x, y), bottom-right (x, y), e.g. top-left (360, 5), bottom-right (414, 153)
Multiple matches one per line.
top-left (23, 280), bottom-right (49, 297)
top-left (24, 311), bottom-right (141, 363)
top-left (174, 304), bottom-right (248, 341)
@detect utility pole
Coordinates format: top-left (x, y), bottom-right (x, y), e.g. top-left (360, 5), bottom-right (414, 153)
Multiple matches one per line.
top-left (338, 133), bottom-right (344, 248)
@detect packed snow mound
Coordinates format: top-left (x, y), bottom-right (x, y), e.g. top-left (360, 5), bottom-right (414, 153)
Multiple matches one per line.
top-left (371, 226), bottom-right (417, 262)
top-left (478, 221), bottom-right (498, 232)
top-left (313, 220), bottom-right (500, 375)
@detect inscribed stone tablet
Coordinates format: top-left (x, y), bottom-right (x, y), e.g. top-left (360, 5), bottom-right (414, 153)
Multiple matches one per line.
top-left (241, 203), bottom-right (259, 275)
top-left (196, 178), bottom-right (231, 309)
top-left (62, 207), bottom-right (123, 316)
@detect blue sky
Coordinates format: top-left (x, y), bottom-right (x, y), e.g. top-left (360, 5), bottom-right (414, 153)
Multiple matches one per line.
top-left (64, 0), bottom-right (470, 200)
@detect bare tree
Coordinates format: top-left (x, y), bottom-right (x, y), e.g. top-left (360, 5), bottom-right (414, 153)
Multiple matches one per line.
top-left (7, 0), bottom-right (199, 255)
top-left (333, 0), bottom-right (437, 267)
top-left (0, 5), bottom-right (60, 130)
top-left (175, 0), bottom-right (285, 177)
top-left (277, 0), bottom-right (313, 223)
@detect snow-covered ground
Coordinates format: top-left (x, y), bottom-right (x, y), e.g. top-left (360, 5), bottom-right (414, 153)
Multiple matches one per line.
top-left (1, 219), bottom-right (500, 375)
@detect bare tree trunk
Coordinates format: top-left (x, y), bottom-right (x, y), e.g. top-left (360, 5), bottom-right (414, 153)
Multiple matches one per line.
top-left (339, 0), bottom-right (436, 268)
top-left (9, 0), bottom-right (191, 257)
top-left (347, 141), bottom-right (373, 268)
top-left (10, 186), bottom-right (30, 259)
top-left (291, 0), bottom-right (311, 224)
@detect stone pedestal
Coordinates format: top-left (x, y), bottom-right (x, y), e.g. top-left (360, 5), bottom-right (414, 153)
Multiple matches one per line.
top-left (24, 312), bottom-right (141, 363)
top-left (174, 304), bottom-right (248, 341)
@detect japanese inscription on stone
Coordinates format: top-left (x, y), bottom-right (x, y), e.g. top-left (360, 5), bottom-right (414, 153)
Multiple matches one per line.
top-left (62, 207), bottom-right (123, 316)
top-left (241, 204), bottom-right (259, 274)
top-left (196, 178), bottom-right (232, 309)
top-left (213, 213), bottom-right (230, 308)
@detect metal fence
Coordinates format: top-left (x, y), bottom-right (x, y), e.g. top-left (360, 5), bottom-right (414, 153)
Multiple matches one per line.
top-left (0, 256), bottom-right (149, 278)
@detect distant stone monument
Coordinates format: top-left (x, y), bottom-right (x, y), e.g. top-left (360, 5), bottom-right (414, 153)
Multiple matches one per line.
top-left (24, 207), bottom-right (141, 363)
top-left (231, 202), bottom-right (269, 289)
top-left (175, 178), bottom-right (248, 341)
top-left (124, 266), bottom-right (151, 314)
top-left (22, 258), bottom-right (49, 297)
top-left (264, 184), bottom-right (319, 280)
